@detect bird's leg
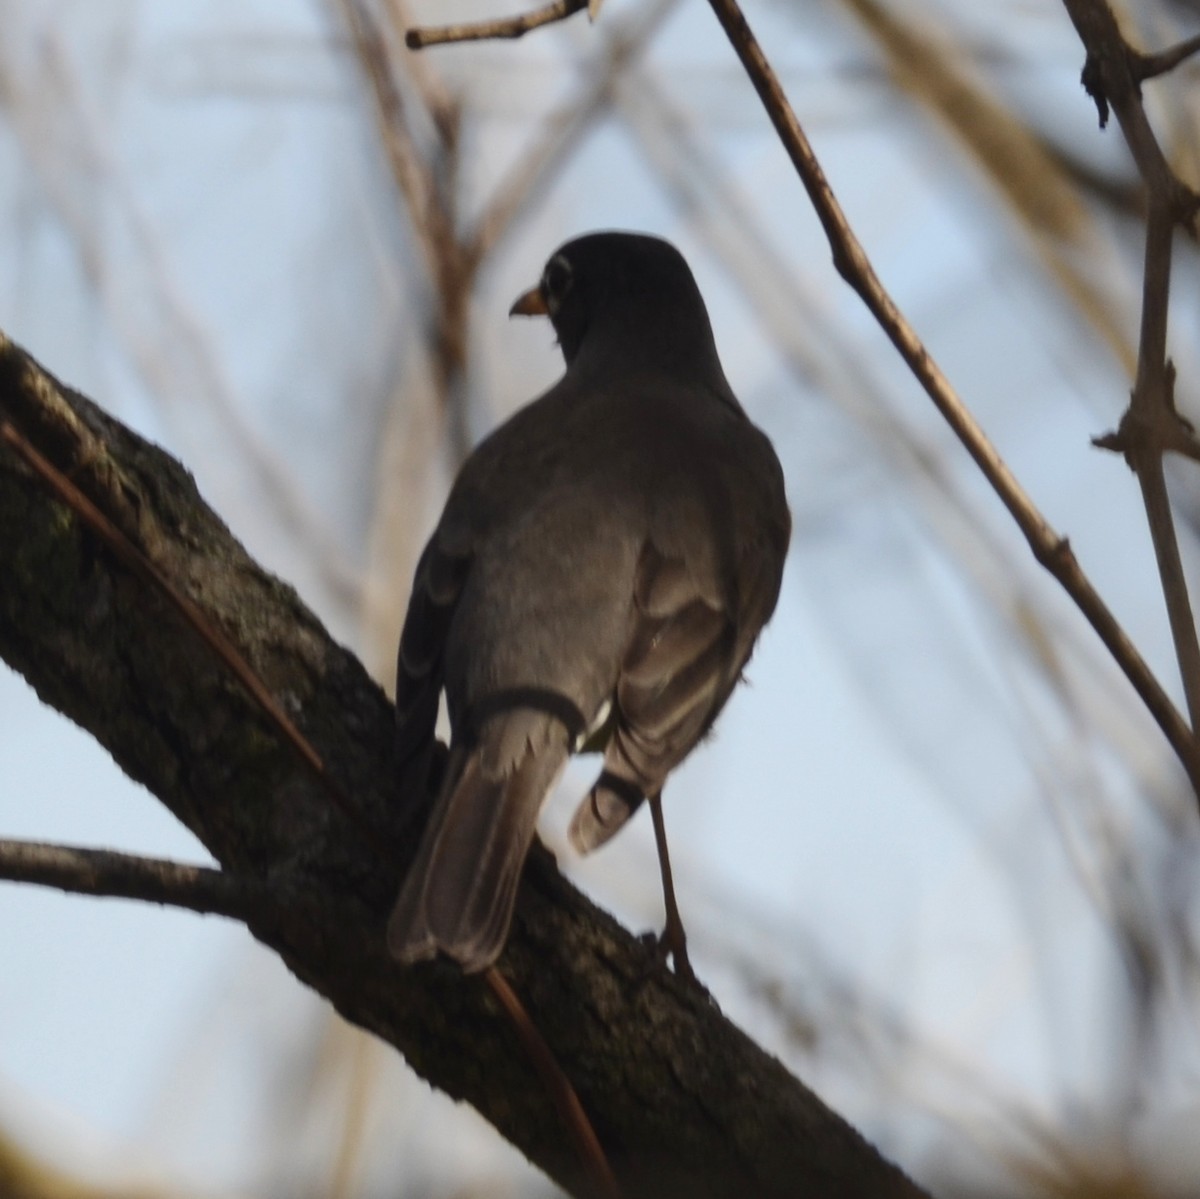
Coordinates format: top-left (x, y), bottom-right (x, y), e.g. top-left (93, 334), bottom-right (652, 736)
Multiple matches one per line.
top-left (648, 791), bottom-right (697, 986)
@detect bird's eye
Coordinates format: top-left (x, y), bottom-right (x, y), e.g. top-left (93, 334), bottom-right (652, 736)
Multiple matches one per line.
top-left (541, 254), bottom-right (573, 314)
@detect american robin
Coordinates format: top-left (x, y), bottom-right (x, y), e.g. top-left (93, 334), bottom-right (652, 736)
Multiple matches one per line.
top-left (388, 231), bottom-right (790, 974)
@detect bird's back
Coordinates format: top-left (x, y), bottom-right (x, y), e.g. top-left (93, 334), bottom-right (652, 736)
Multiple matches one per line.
top-left (389, 231), bottom-right (790, 973)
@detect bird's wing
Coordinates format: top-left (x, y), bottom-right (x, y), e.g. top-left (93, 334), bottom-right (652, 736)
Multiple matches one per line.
top-left (391, 499), bottom-right (592, 973)
top-left (394, 535), bottom-right (471, 792)
top-left (568, 541), bottom-right (737, 853)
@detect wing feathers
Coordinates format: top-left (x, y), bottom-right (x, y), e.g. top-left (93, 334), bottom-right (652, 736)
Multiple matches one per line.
top-left (395, 539), bottom-right (470, 764)
top-left (569, 544), bottom-right (736, 854)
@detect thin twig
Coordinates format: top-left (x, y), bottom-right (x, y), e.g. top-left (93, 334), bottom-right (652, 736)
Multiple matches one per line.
top-left (484, 967), bottom-right (622, 1199)
top-left (1134, 32), bottom-right (1200, 83)
top-left (406, 0), bottom-right (587, 49)
top-left (1061, 0), bottom-right (1200, 732)
top-left (701, 0), bottom-right (1200, 797)
top-left (1132, 194), bottom-right (1200, 727)
top-left (0, 838), bottom-right (276, 923)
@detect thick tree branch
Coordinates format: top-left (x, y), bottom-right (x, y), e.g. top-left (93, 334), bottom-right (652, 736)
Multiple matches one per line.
top-left (0, 332), bottom-right (928, 1198)
top-left (0, 421), bottom-right (333, 792)
top-left (0, 834), bottom-right (618, 1195)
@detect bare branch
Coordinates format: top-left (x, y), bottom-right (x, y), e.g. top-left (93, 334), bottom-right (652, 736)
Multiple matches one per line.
top-left (1, 343), bottom-right (616, 1189)
top-left (699, 0), bottom-right (1200, 796)
top-left (0, 328), bottom-right (930, 1199)
top-left (1061, 0), bottom-right (1200, 732)
top-left (0, 412), bottom-right (377, 845)
top-left (0, 838), bottom-right (275, 923)
top-left (406, 0), bottom-right (588, 49)
top-left (1133, 32), bottom-right (1200, 83)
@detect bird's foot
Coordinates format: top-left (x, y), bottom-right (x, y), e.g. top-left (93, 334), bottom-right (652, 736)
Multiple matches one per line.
top-left (637, 924), bottom-right (712, 1002)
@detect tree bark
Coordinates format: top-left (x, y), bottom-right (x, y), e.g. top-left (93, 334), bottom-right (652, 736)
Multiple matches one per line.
top-left (0, 330), bottom-right (929, 1199)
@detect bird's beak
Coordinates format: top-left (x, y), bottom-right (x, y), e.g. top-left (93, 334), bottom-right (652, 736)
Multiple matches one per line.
top-left (509, 285), bottom-right (548, 318)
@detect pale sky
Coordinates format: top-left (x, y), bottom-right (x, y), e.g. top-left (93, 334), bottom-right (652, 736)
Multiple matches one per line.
top-left (3, 2), bottom-right (1200, 1195)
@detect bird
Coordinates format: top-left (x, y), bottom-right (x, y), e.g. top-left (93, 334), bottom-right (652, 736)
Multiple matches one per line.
top-left (387, 231), bottom-right (790, 975)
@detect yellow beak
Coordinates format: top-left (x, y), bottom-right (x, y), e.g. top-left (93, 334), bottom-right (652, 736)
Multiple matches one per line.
top-left (509, 285), bottom-right (549, 318)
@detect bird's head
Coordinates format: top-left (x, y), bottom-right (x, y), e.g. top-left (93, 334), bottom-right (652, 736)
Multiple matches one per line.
top-left (510, 231), bottom-right (727, 387)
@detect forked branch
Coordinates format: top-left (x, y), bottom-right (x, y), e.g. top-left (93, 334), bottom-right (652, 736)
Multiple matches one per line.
top-left (1063, 0), bottom-right (1200, 732)
top-left (700, 0), bottom-right (1200, 797)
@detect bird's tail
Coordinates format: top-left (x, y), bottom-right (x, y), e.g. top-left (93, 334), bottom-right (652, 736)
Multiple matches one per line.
top-left (388, 710), bottom-right (569, 973)
top-left (568, 763), bottom-right (646, 853)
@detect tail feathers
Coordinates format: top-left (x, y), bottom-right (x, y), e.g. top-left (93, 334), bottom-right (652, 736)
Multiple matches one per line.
top-left (568, 770), bottom-right (645, 854)
top-left (388, 713), bottom-right (568, 973)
